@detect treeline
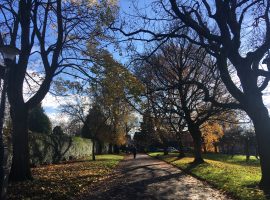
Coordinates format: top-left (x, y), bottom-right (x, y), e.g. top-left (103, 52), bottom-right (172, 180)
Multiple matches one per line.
top-left (132, 41), bottom-right (241, 162)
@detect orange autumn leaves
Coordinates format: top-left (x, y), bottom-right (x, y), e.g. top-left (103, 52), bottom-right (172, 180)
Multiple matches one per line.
top-left (201, 122), bottom-right (224, 153)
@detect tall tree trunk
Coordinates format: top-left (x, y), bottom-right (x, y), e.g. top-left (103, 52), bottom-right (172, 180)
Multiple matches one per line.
top-left (189, 126), bottom-right (204, 163)
top-left (92, 139), bottom-right (96, 161)
top-left (223, 61), bottom-right (270, 188)
top-left (245, 138), bottom-right (250, 162)
top-left (177, 138), bottom-right (185, 158)
top-left (249, 107), bottom-right (270, 189)
top-left (108, 143), bottom-right (113, 154)
top-left (214, 144), bottom-right (218, 153)
top-left (193, 136), bottom-right (204, 163)
top-left (203, 143), bottom-right (207, 153)
top-left (114, 145), bottom-right (119, 154)
top-left (230, 145), bottom-right (235, 158)
top-left (255, 143), bottom-right (259, 160)
top-left (163, 146), bottom-right (168, 155)
top-left (9, 106), bottom-right (31, 181)
top-left (98, 142), bottom-right (103, 154)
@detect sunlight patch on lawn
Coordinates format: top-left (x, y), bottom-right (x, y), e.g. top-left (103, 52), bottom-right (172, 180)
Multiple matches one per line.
top-left (149, 153), bottom-right (265, 200)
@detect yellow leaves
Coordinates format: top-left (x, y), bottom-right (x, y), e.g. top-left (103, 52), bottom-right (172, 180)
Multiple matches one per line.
top-left (201, 122), bottom-right (224, 152)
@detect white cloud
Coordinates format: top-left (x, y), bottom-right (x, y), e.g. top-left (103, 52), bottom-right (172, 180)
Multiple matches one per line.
top-left (42, 92), bottom-right (91, 124)
top-left (47, 112), bottom-right (70, 127)
top-left (42, 93), bottom-right (64, 110)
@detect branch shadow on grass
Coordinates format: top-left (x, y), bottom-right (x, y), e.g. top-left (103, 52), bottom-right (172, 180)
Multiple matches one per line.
top-left (184, 161), bottom-right (202, 172)
top-left (156, 153), bottom-right (186, 163)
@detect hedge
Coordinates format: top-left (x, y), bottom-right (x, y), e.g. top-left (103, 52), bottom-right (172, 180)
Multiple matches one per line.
top-left (29, 132), bottom-right (93, 166)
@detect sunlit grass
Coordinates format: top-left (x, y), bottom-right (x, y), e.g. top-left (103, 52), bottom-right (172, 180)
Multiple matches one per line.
top-left (149, 152), bottom-right (266, 200)
top-left (7, 154), bottom-right (123, 200)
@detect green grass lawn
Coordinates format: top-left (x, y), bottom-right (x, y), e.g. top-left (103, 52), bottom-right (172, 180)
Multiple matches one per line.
top-left (149, 152), bottom-right (268, 200)
top-left (7, 154), bottom-right (123, 200)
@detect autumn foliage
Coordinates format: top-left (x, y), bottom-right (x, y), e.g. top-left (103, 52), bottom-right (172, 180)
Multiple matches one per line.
top-left (201, 122), bottom-right (224, 153)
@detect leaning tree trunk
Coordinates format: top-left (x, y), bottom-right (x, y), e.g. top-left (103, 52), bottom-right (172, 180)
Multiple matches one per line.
top-left (218, 58), bottom-right (270, 188)
top-left (249, 106), bottom-right (270, 189)
top-left (9, 106), bottom-right (32, 181)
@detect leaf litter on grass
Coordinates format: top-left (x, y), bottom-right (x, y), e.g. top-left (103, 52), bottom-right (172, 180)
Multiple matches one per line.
top-left (7, 155), bottom-right (123, 200)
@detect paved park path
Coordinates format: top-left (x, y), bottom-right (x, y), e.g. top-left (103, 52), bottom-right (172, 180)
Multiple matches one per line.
top-left (81, 154), bottom-right (233, 200)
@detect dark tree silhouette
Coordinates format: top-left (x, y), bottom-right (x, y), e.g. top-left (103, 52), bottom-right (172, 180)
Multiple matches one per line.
top-left (81, 104), bottom-right (111, 161)
top-left (114, 0), bottom-right (270, 188)
top-left (52, 126), bottom-right (64, 135)
top-left (29, 104), bottom-right (51, 134)
top-left (136, 41), bottom-right (232, 163)
top-left (0, 0), bottom-right (117, 181)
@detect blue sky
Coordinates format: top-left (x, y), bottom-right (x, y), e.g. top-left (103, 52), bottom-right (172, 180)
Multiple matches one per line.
top-left (42, 0), bottom-right (270, 126)
top-left (42, 0), bottom-right (145, 125)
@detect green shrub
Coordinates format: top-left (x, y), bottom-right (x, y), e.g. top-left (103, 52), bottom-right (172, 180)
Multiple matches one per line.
top-left (29, 132), bottom-right (93, 166)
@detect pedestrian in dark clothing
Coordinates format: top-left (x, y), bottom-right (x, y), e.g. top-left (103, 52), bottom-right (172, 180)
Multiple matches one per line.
top-left (132, 146), bottom-right (137, 159)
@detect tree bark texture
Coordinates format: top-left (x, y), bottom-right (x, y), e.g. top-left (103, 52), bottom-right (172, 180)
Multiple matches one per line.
top-left (177, 139), bottom-right (185, 158)
top-left (248, 105), bottom-right (270, 189)
top-left (92, 139), bottom-right (96, 161)
top-left (9, 106), bottom-right (31, 181)
top-left (189, 126), bottom-right (204, 163)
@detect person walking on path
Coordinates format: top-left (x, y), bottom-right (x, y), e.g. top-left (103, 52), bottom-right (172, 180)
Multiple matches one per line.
top-left (132, 146), bottom-right (137, 159)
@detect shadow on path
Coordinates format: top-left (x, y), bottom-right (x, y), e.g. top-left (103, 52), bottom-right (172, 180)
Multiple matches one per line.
top-left (80, 154), bottom-right (232, 200)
